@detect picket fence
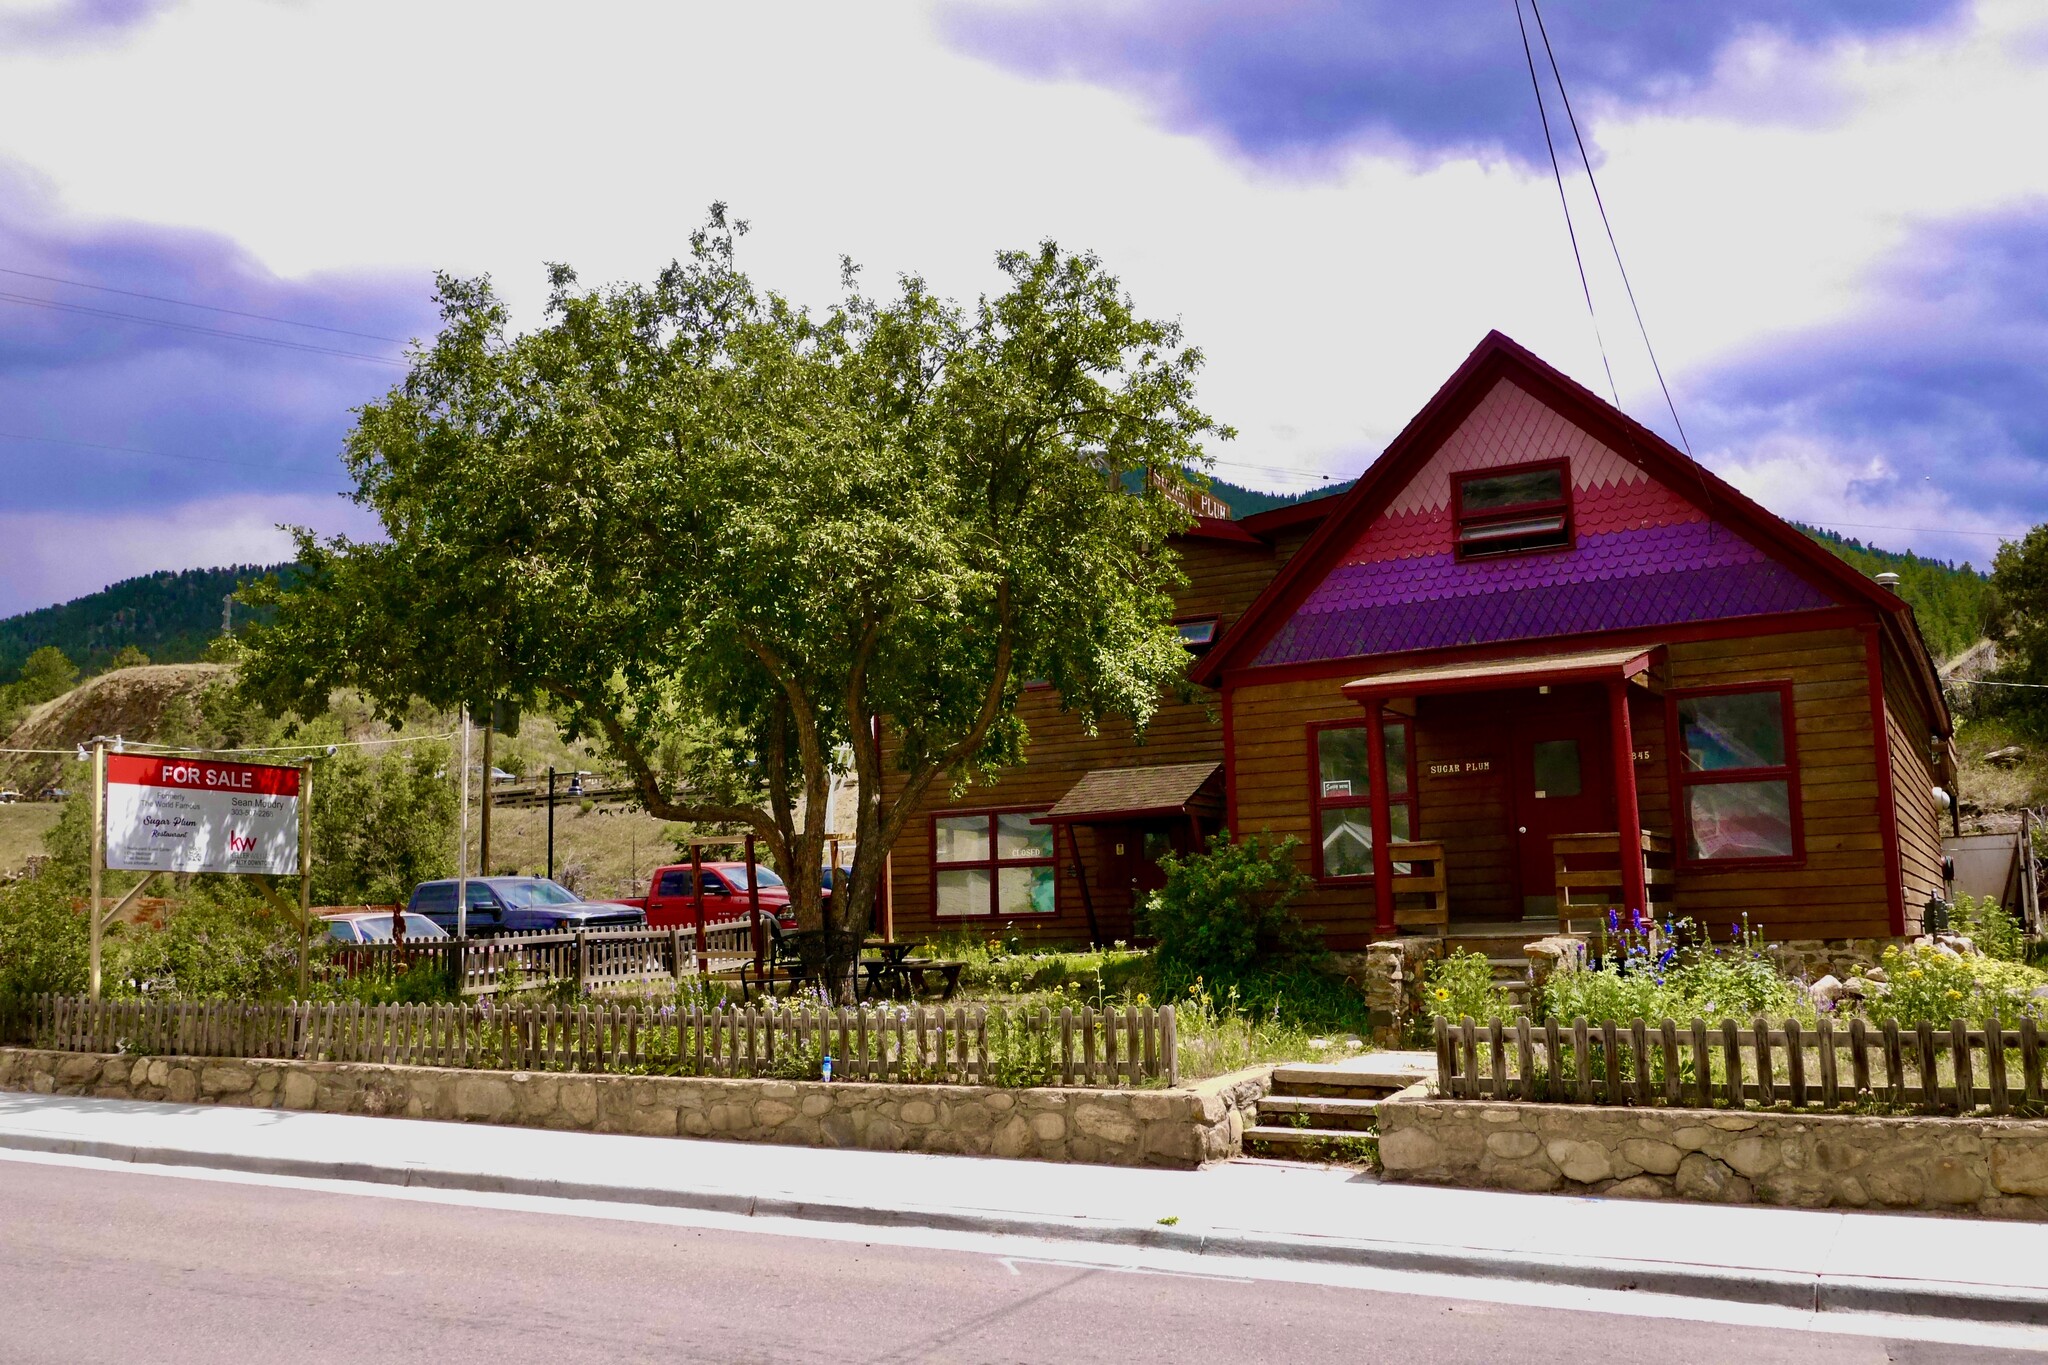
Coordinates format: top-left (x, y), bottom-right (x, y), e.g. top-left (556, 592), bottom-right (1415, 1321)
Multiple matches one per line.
top-left (332, 922), bottom-right (760, 996)
top-left (1436, 1014), bottom-right (2048, 1117)
top-left (16, 994), bottom-right (1178, 1088)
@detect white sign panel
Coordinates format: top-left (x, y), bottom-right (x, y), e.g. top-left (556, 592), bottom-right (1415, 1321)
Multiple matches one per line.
top-left (104, 755), bottom-right (300, 875)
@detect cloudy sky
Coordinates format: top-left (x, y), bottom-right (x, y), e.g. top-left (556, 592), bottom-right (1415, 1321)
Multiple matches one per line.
top-left (2, 0), bottom-right (2045, 617)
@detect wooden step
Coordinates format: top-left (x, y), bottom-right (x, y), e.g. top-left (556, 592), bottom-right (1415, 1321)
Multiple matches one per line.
top-left (1256, 1095), bottom-right (1380, 1131)
top-left (1243, 1125), bottom-right (1377, 1156)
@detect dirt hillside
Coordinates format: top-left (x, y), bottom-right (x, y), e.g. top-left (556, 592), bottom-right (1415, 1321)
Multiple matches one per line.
top-left (0, 663), bottom-right (226, 793)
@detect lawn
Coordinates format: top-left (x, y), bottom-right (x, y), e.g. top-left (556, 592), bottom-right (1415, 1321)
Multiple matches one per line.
top-left (0, 803), bottom-right (58, 875)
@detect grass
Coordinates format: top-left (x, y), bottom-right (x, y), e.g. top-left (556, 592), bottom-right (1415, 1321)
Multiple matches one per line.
top-left (1950, 713), bottom-right (2048, 814)
top-left (0, 804), bottom-right (58, 874)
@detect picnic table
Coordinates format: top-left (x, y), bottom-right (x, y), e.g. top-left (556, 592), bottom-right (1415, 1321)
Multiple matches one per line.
top-left (859, 942), bottom-right (965, 1001)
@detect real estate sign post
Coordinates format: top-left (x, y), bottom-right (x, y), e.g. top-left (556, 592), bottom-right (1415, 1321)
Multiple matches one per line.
top-left (89, 745), bottom-right (314, 1000)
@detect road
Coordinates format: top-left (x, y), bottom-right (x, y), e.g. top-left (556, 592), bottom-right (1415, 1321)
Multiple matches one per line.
top-left (0, 1158), bottom-right (2037, 1364)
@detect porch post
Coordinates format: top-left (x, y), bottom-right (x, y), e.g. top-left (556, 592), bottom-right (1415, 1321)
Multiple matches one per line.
top-left (1365, 698), bottom-right (1396, 936)
top-left (1608, 677), bottom-right (1648, 926)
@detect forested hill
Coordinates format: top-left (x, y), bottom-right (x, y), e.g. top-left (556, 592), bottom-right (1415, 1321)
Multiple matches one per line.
top-left (1797, 527), bottom-right (1991, 661)
top-left (0, 564), bottom-right (293, 678)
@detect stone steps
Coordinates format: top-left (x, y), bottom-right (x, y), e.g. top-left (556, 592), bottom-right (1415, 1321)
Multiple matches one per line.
top-left (1242, 1124), bottom-right (1377, 1156)
top-left (1255, 1095), bottom-right (1380, 1132)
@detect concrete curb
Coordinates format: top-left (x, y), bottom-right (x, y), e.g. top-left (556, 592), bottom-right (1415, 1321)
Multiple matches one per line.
top-left (5, 1127), bottom-right (2045, 1326)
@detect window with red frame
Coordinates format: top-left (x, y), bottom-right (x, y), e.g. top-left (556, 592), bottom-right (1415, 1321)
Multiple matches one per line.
top-left (1671, 684), bottom-right (1801, 865)
top-left (1453, 461), bottom-right (1572, 559)
top-left (932, 809), bottom-right (1056, 916)
top-left (1310, 719), bottom-right (1417, 880)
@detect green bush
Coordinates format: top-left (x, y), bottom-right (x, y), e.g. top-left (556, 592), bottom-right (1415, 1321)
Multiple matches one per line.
top-left (0, 874), bottom-right (89, 1017)
top-left (1140, 831), bottom-right (1318, 996)
top-left (1540, 919), bottom-right (1803, 1025)
top-left (1864, 942), bottom-right (2045, 1026)
top-left (1421, 950), bottom-right (1514, 1023)
top-left (111, 886), bottom-right (307, 1000)
top-left (1950, 893), bottom-right (2027, 963)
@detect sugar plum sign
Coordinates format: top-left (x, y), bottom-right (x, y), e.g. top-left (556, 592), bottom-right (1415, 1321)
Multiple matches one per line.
top-left (103, 755), bottom-right (301, 875)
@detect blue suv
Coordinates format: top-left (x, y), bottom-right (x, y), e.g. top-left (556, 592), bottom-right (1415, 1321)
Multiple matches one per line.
top-left (406, 877), bottom-right (647, 937)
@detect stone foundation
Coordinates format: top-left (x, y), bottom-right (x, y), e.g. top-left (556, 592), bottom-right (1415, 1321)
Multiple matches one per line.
top-left (1378, 1095), bottom-right (2048, 1219)
top-left (0, 1047), bottom-right (1268, 1169)
top-left (1767, 938), bottom-right (1892, 981)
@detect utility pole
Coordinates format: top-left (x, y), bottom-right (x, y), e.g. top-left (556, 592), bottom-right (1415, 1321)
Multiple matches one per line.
top-left (88, 741), bottom-right (105, 1001)
top-left (456, 708), bottom-right (470, 940)
top-left (479, 720), bottom-right (494, 877)
top-left (546, 766), bottom-right (557, 882)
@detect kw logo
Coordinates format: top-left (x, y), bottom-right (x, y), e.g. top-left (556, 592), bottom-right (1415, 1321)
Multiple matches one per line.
top-left (227, 831), bottom-right (257, 854)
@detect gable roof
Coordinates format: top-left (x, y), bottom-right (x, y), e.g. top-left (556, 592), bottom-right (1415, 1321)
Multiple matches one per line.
top-left (1191, 331), bottom-right (1946, 727)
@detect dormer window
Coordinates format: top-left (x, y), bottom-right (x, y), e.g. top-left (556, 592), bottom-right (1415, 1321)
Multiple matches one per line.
top-left (1454, 460), bottom-right (1572, 559)
top-left (1176, 617), bottom-right (1220, 650)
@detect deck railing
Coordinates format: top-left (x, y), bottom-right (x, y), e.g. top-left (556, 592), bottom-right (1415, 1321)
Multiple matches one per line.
top-left (1389, 840), bottom-right (1450, 934)
top-left (1552, 830), bottom-right (1674, 934)
top-left (12, 994), bottom-right (1179, 1088)
top-left (1436, 1014), bottom-right (2047, 1116)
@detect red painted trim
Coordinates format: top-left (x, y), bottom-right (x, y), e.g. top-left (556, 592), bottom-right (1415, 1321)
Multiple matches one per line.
top-left (1366, 703), bottom-right (1396, 935)
top-left (1865, 623), bottom-right (1908, 936)
top-left (1662, 678), bottom-right (1806, 874)
top-left (927, 805), bottom-right (1058, 918)
top-left (1222, 682), bottom-right (1239, 836)
top-left (1218, 607), bottom-right (1869, 691)
top-left (1191, 330), bottom-right (1931, 700)
top-left (1451, 457), bottom-right (1574, 562)
top-left (1176, 516), bottom-right (1265, 546)
top-left (1608, 677), bottom-right (1647, 920)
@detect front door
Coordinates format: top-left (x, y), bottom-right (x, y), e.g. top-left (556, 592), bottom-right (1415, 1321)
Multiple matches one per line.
top-left (1509, 687), bottom-right (1613, 917)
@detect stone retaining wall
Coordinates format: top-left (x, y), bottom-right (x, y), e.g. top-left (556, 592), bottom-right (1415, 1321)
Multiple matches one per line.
top-left (1378, 1095), bottom-right (2048, 1219)
top-left (0, 1047), bottom-right (1268, 1169)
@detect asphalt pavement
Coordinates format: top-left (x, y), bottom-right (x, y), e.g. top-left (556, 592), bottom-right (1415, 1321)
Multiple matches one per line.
top-left (3, 1159), bottom-right (2041, 1365)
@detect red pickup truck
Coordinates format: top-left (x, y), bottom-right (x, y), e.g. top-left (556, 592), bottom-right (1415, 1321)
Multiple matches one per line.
top-left (633, 862), bottom-right (801, 932)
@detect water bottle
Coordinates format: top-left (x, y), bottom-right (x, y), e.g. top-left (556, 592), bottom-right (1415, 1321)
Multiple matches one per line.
top-left (821, 1055), bottom-right (833, 1083)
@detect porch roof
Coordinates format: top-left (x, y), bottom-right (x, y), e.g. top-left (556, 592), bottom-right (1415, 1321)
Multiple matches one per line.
top-left (1046, 761), bottom-right (1223, 823)
top-left (1341, 644), bottom-right (1661, 701)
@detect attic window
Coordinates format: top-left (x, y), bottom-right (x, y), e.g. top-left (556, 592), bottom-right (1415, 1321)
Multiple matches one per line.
top-left (1454, 460), bottom-right (1572, 559)
top-left (1176, 617), bottom-right (1219, 650)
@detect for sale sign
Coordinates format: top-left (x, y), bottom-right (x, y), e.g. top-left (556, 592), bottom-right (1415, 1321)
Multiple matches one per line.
top-left (104, 756), bottom-right (301, 875)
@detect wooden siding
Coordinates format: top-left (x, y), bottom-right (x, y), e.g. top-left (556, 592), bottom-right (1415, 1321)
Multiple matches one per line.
top-left (1884, 639), bottom-right (1944, 934)
top-left (879, 535), bottom-right (1282, 944)
top-left (1664, 626), bottom-right (1891, 941)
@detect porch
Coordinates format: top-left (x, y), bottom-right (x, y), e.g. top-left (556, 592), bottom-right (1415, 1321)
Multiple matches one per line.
top-left (1338, 646), bottom-right (1674, 941)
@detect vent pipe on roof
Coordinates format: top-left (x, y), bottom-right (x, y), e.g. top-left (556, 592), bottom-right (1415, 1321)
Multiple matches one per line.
top-left (1875, 572), bottom-right (1902, 593)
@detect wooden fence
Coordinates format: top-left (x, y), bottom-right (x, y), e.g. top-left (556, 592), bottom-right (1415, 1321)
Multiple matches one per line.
top-left (13, 994), bottom-right (1178, 1088)
top-left (332, 923), bottom-right (760, 996)
top-left (1435, 1014), bottom-right (2047, 1117)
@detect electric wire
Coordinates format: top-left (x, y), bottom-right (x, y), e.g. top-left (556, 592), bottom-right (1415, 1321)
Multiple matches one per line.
top-left (0, 731), bottom-right (458, 758)
top-left (0, 265), bottom-right (408, 344)
top-left (1513, 0), bottom-right (1619, 407)
top-left (1528, 0), bottom-right (1695, 458)
top-left (0, 429), bottom-right (310, 472)
top-left (0, 290), bottom-right (406, 365)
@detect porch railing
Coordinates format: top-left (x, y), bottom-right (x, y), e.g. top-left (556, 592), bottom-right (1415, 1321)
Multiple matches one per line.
top-left (1552, 830), bottom-right (1673, 934)
top-left (1389, 840), bottom-right (1450, 934)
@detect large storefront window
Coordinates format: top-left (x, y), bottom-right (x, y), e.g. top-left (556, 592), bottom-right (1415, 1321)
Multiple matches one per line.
top-left (1310, 719), bottom-right (1416, 881)
top-left (933, 810), bottom-right (1056, 916)
top-left (1672, 684), bottom-right (1801, 865)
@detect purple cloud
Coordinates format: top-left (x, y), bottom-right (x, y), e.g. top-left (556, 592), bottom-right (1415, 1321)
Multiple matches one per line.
top-left (940, 0), bottom-right (1969, 167)
top-left (0, 0), bottom-right (178, 47)
top-left (0, 164), bottom-right (435, 614)
top-left (1691, 204), bottom-right (2048, 561)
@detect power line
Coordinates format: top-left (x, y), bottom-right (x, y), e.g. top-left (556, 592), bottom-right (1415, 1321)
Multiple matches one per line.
top-left (1528, 0), bottom-right (1694, 458)
top-left (0, 265), bottom-right (409, 344)
top-left (1513, 0), bottom-right (1618, 407)
top-left (0, 290), bottom-right (406, 365)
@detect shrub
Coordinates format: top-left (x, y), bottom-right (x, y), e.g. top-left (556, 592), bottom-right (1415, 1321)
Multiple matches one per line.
top-left (1950, 893), bottom-right (2027, 963)
top-left (1864, 943), bottom-right (2046, 1026)
top-left (0, 873), bottom-right (89, 1017)
top-left (1140, 831), bottom-right (1318, 996)
top-left (1540, 917), bottom-right (1803, 1025)
top-left (1422, 950), bottom-right (1514, 1023)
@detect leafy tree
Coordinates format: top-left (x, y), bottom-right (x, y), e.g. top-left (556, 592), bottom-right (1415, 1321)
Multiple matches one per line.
top-left (108, 645), bottom-right (151, 671)
top-left (1992, 525), bottom-right (2048, 689)
top-left (308, 745), bottom-right (457, 906)
top-left (239, 210), bottom-right (1227, 982)
top-left (1805, 525), bottom-right (1992, 661)
top-left (13, 646), bottom-right (77, 705)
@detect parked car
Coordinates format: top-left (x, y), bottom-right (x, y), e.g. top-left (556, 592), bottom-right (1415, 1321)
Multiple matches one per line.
top-left (0, 790), bottom-right (20, 804)
top-left (405, 877), bottom-right (647, 937)
top-left (320, 910), bottom-right (449, 945)
top-left (635, 861), bottom-right (799, 933)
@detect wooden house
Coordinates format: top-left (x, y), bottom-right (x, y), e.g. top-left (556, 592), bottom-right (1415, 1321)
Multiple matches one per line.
top-left (879, 331), bottom-right (1953, 952)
